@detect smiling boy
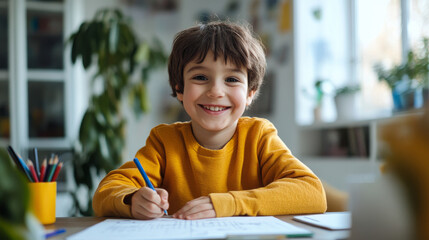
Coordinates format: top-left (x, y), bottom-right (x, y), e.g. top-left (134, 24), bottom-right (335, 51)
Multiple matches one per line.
top-left (93, 21), bottom-right (327, 220)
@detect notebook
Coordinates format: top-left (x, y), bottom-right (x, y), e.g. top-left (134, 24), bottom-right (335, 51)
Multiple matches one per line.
top-left (293, 212), bottom-right (351, 230)
top-left (67, 216), bottom-right (313, 240)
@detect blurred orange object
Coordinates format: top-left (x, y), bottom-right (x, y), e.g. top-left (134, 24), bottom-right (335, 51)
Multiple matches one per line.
top-left (379, 105), bottom-right (429, 240)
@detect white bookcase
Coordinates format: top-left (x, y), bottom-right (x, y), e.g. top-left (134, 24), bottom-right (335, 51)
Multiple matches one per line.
top-left (0, 0), bottom-right (84, 192)
top-left (296, 109), bottom-right (425, 191)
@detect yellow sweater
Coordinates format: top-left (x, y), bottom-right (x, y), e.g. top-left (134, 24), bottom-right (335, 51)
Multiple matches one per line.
top-left (93, 117), bottom-right (327, 218)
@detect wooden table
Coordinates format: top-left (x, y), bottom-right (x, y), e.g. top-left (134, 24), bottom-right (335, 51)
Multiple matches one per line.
top-left (45, 216), bottom-right (349, 240)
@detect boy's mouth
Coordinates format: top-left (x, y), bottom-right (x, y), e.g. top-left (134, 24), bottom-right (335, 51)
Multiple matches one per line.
top-left (199, 104), bottom-right (230, 112)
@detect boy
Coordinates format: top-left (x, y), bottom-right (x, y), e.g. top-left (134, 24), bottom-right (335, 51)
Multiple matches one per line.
top-left (93, 21), bottom-right (327, 220)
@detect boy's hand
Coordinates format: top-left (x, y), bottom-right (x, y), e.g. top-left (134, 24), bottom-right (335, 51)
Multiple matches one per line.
top-left (173, 196), bottom-right (216, 220)
top-left (130, 187), bottom-right (169, 220)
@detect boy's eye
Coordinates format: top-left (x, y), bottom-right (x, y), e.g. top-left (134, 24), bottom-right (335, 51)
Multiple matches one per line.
top-left (193, 75), bottom-right (208, 81)
top-left (226, 77), bottom-right (240, 83)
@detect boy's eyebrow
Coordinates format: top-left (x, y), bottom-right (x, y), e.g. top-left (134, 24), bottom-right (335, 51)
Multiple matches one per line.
top-left (186, 65), bottom-right (246, 75)
top-left (186, 65), bottom-right (207, 73)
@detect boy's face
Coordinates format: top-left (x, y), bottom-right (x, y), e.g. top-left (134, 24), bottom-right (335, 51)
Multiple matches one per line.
top-left (177, 51), bottom-right (255, 134)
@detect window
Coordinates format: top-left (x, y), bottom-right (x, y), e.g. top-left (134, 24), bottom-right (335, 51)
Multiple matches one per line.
top-left (295, 0), bottom-right (423, 125)
top-left (409, 0), bottom-right (429, 49)
top-left (0, 0), bottom-right (83, 167)
top-left (356, 0), bottom-right (401, 114)
top-left (0, 0), bottom-right (8, 141)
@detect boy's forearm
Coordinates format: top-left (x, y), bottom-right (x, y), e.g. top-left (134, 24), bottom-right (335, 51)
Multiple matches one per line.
top-left (209, 176), bottom-right (327, 217)
top-left (93, 176), bottom-right (139, 218)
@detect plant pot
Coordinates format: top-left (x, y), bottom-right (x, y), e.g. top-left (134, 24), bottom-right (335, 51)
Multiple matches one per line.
top-left (423, 88), bottom-right (429, 106)
top-left (392, 89), bottom-right (404, 111)
top-left (334, 93), bottom-right (359, 120)
top-left (399, 90), bottom-right (416, 110)
top-left (313, 106), bottom-right (322, 122)
top-left (392, 88), bottom-right (421, 111)
top-left (413, 87), bottom-right (428, 109)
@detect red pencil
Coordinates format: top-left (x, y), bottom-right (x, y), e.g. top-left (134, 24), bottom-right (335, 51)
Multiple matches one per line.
top-left (51, 162), bottom-right (63, 182)
top-left (27, 160), bottom-right (39, 182)
top-left (39, 159), bottom-right (47, 182)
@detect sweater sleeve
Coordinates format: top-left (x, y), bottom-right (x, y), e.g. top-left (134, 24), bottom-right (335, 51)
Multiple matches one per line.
top-left (210, 121), bottom-right (327, 217)
top-left (92, 128), bottom-right (166, 217)
top-left (92, 163), bottom-right (142, 218)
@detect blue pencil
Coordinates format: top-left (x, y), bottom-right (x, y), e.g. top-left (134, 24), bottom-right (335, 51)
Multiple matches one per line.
top-left (34, 148), bottom-right (40, 176)
top-left (133, 158), bottom-right (168, 215)
top-left (45, 228), bottom-right (66, 238)
top-left (17, 155), bottom-right (34, 182)
top-left (7, 146), bottom-right (28, 178)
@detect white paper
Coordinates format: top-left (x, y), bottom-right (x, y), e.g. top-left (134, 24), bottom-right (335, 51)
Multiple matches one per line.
top-left (67, 216), bottom-right (312, 240)
top-left (293, 212), bottom-right (351, 230)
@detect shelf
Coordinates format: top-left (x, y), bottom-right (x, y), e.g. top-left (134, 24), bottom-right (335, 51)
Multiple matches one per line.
top-left (26, 1), bottom-right (63, 12)
top-left (296, 108), bottom-right (426, 169)
top-left (27, 138), bottom-right (71, 149)
top-left (27, 70), bottom-right (64, 81)
top-left (0, 138), bottom-right (9, 147)
top-left (2, 0), bottom-right (75, 160)
top-left (298, 108), bottom-right (425, 130)
top-left (300, 156), bottom-right (371, 162)
top-left (0, 71), bottom-right (7, 79)
top-left (299, 125), bottom-right (370, 158)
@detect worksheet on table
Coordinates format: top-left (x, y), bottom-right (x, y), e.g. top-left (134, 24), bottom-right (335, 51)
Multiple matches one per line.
top-left (67, 216), bottom-right (312, 240)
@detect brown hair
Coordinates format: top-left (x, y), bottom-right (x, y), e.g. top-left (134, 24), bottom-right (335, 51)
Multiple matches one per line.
top-left (168, 21), bottom-right (266, 98)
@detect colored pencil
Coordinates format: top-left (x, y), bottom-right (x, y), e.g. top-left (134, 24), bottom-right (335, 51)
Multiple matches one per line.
top-left (44, 157), bottom-right (53, 182)
top-left (40, 159), bottom-right (47, 182)
top-left (45, 228), bottom-right (66, 238)
top-left (133, 158), bottom-right (168, 215)
top-left (27, 160), bottom-right (39, 182)
top-left (7, 146), bottom-right (28, 176)
top-left (51, 162), bottom-right (63, 182)
top-left (34, 148), bottom-right (40, 176)
top-left (17, 155), bottom-right (33, 182)
top-left (46, 156), bottom-right (58, 182)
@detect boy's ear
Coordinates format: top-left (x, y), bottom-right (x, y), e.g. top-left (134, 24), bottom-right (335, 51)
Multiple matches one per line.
top-left (176, 85), bottom-right (183, 102)
top-left (246, 90), bottom-right (256, 106)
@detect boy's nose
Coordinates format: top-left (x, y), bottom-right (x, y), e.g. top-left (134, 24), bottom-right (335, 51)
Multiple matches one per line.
top-left (207, 82), bottom-right (225, 98)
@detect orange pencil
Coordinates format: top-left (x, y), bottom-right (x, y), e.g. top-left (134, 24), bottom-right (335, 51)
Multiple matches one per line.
top-left (27, 160), bottom-right (39, 182)
top-left (51, 162), bottom-right (63, 182)
top-left (39, 159), bottom-right (47, 182)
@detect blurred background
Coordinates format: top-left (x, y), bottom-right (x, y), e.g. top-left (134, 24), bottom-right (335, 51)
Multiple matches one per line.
top-left (0, 0), bottom-right (428, 218)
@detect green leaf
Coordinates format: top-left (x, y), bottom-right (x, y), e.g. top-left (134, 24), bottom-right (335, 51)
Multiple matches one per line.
top-left (135, 42), bottom-right (150, 63)
top-left (98, 134), bottom-right (110, 162)
top-left (70, 32), bottom-right (79, 63)
top-left (140, 83), bottom-right (149, 112)
top-left (0, 148), bottom-right (30, 226)
top-left (0, 218), bottom-right (26, 240)
top-left (79, 110), bottom-right (98, 152)
top-left (72, 23), bottom-right (93, 69)
top-left (109, 20), bottom-right (119, 54)
top-left (66, 8), bottom-right (168, 217)
top-left (128, 44), bottom-right (137, 74)
top-left (87, 22), bottom-right (101, 56)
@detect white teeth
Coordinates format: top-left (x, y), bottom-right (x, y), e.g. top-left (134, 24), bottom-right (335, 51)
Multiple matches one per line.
top-left (203, 106), bottom-right (226, 111)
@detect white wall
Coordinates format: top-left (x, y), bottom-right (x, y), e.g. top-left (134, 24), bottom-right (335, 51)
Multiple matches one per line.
top-left (59, 0), bottom-right (299, 217)
top-left (122, 0), bottom-right (298, 160)
top-left (77, 0), bottom-right (298, 162)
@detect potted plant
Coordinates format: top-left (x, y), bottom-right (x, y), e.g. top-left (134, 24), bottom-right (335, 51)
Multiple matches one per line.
top-left (67, 9), bottom-right (167, 216)
top-left (374, 38), bottom-right (429, 111)
top-left (302, 79), bottom-right (329, 122)
top-left (374, 60), bottom-right (409, 110)
top-left (334, 84), bottom-right (360, 120)
top-left (0, 148), bottom-right (45, 239)
top-left (411, 38), bottom-right (429, 106)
